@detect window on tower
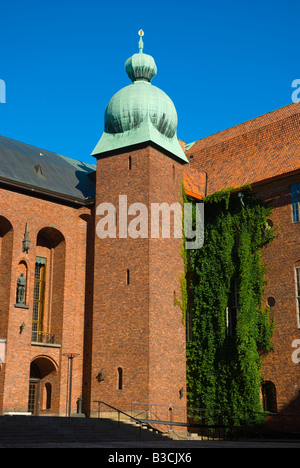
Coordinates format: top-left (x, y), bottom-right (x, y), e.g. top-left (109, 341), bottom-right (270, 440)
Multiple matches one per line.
top-left (118, 367), bottom-right (123, 390)
top-left (126, 268), bottom-right (130, 285)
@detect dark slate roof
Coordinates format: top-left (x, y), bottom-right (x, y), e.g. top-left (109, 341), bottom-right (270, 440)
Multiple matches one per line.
top-left (0, 136), bottom-right (96, 203)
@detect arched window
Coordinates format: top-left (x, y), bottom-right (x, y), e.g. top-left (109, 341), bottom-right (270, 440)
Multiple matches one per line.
top-left (262, 381), bottom-right (277, 413)
top-left (44, 383), bottom-right (52, 410)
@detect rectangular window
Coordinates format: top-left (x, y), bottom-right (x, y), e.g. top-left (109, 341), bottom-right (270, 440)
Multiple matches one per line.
top-left (32, 258), bottom-right (46, 342)
top-left (295, 266), bottom-right (300, 326)
top-left (291, 184), bottom-right (300, 222)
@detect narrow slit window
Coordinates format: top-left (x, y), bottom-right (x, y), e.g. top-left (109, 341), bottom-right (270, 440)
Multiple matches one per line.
top-left (128, 156), bottom-right (132, 170)
top-left (126, 268), bottom-right (130, 285)
top-left (118, 367), bottom-right (123, 390)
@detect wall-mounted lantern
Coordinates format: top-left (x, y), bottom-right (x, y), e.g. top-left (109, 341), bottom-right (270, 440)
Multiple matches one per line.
top-left (96, 369), bottom-right (105, 383)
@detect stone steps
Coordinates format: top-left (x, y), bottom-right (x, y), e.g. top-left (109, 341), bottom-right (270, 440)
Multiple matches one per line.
top-left (0, 415), bottom-right (169, 446)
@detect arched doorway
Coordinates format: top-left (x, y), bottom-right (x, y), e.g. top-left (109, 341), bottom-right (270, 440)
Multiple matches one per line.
top-left (28, 356), bottom-right (58, 416)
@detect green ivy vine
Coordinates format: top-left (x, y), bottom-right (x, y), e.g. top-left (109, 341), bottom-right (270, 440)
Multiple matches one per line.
top-left (184, 186), bottom-right (275, 427)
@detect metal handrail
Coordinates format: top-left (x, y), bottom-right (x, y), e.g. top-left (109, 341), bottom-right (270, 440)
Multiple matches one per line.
top-left (31, 331), bottom-right (55, 344)
top-left (131, 401), bottom-right (208, 424)
top-left (130, 402), bottom-right (228, 440)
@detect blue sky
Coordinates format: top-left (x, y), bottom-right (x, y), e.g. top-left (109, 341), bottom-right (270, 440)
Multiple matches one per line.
top-left (0, 0), bottom-right (299, 165)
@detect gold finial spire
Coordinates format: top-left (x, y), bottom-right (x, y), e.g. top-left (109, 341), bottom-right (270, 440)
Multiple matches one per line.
top-left (138, 29), bottom-right (144, 53)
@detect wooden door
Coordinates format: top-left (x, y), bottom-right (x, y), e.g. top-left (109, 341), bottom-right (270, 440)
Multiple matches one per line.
top-left (28, 379), bottom-right (40, 415)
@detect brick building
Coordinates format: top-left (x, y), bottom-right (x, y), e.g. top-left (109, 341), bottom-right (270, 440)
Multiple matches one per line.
top-left (0, 34), bottom-right (299, 428)
top-left (185, 102), bottom-right (300, 429)
top-left (0, 34), bottom-right (188, 419)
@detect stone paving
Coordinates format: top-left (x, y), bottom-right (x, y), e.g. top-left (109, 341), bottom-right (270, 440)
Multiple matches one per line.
top-left (1, 439), bottom-right (300, 448)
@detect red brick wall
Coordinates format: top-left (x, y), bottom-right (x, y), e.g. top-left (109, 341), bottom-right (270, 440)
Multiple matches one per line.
top-left (0, 186), bottom-right (91, 415)
top-left (255, 175), bottom-right (300, 428)
top-left (0, 217), bottom-right (13, 338)
top-left (148, 148), bottom-right (187, 412)
top-left (90, 145), bottom-right (187, 418)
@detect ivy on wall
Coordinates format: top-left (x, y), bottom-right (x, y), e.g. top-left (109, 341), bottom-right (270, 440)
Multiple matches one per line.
top-left (184, 187), bottom-right (275, 427)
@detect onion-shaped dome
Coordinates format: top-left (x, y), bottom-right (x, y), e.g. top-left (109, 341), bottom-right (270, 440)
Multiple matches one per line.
top-left (92, 31), bottom-right (188, 164)
top-left (104, 81), bottom-right (178, 139)
top-left (125, 45), bottom-right (157, 83)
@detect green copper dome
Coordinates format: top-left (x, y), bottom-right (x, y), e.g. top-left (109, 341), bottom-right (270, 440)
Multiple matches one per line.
top-left (92, 32), bottom-right (188, 164)
top-left (104, 81), bottom-right (178, 139)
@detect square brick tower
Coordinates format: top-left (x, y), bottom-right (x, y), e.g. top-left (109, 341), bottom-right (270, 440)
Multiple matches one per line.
top-left (89, 32), bottom-right (189, 420)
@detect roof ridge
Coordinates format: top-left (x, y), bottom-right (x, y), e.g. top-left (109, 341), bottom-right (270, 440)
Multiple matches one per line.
top-left (187, 102), bottom-right (300, 152)
top-left (56, 153), bottom-right (96, 171)
top-left (0, 134), bottom-right (62, 157)
top-left (0, 134), bottom-right (96, 170)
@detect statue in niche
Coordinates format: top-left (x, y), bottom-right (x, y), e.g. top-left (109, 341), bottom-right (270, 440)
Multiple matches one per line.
top-left (16, 273), bottom-right (26, 304)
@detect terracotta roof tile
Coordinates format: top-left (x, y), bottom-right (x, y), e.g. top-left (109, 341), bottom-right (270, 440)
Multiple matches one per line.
top-left (183, 166), bottom-right (206, 199)
top-left (185, 102), bottom-right (300, 195)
